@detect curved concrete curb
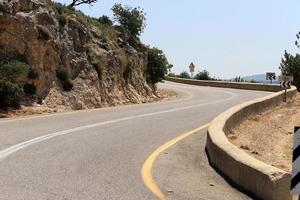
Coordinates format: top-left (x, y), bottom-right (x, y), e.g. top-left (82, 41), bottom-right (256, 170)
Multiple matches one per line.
top-left (166, 77), bottom-right (283, 92)
top-left (206, 86), bottom-right (297, 200)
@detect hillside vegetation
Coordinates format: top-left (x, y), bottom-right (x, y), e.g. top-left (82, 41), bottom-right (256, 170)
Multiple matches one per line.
top-left (0, 0), bottom-right (171, 110)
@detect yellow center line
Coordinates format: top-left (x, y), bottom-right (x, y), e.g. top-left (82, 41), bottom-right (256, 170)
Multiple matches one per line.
top-left (141, 123), bottom-right (210, 200)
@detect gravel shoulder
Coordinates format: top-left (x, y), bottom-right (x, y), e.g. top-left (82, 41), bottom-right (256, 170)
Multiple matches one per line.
top-left (228, 93), bottom-right (300, 172)
top-left (154, 128), bottom-right (252, 200)
top-left (0, 88), bottom-right (176, 118)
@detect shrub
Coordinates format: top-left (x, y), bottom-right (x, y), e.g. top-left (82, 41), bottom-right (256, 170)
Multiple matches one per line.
top-left (58, 14), bottom-right (67, 26)
top-left (91, 58), bottom-right (104, 79)
top-left (98, 15), bottom-right (113, 26)
top-left (178, 71), bottom-right (190, 79)
top-left (23, 83), bottom-right (37, 95)
top-left (128, 35), bottom-right (140, 48)
top-left (0, 80), bottom-right (23, 107)
top-left (147, 47), bottom-right (169, 84)
top-left (194, 70), bottom-right (211, 80)
top-left (0, 60), bottom-right (28, 82)
top-left (56, 66), bottom-right (71, 81)
top-left (56, 66), bottom-right (73, 91)
top-left (123, 61), bottom-right (133, 82)
top-left (168, 73), bottom-right (176, 77)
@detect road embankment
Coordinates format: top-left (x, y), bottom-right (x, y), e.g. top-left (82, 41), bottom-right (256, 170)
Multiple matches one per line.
top-left (166, 77), bottom-right (298, 200)
top-left (207, 86), bottom-right (297, 200)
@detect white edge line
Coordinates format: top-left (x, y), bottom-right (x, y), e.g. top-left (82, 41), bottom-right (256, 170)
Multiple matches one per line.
top-left (0, 90), bottom-right (237, 161)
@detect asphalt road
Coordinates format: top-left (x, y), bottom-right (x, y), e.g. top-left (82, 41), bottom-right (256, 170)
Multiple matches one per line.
top-left (0, 81), bottom-right (269, 200)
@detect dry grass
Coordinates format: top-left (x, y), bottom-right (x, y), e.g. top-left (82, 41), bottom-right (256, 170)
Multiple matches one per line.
top-left (228, 93), bottom-right (300, 172)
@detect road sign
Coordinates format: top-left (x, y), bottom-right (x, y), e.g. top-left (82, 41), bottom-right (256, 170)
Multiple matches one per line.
top-left (189, 62), bottom-right (195, 73)
top-left (279, 75), bottom-right (293, 89)
top-left (279, 76), bottom-right (293, 102)
top-left (291, 127), bottom-right (300, 195)
top-left (280, 81), bottom-right (292, 88)
top-left (266, 72), bottom-right (276, 81)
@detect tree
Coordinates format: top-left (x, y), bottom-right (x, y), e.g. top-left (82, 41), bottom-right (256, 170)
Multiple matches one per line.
top-left (111, 3), bottom-right (146, 37)
top-left (279, 50), bottom-right (300, 91)
top-left (233, 76), bottom-right (245, 82)
top-left (68, 0), bottom-right (97, 8)
top-left (147, 47), bottom-right (169, 84)
top-left (295, 32), bottom-right (300, 49)
top-left (178, 71), bottom-right (190, 79)
top-left (194, 70), bottom-right (211, 80)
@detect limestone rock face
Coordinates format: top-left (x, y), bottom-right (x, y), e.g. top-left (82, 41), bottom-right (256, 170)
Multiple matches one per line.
top-left (0, 0), bottom-right (154, 110)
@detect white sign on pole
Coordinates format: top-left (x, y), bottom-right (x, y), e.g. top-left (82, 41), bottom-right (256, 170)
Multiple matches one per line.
top-left (189, 62), bottom-right (195, 73)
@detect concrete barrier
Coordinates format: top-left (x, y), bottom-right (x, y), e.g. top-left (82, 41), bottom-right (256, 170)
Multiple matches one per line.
top-left (166, 77), bottom-right (283, 92)
top-left (206, 86), bottom-right (297, 200)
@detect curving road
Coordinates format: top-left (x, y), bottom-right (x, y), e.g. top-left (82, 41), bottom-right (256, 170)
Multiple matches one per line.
top-left (0, 81), bottom-right (269, 200)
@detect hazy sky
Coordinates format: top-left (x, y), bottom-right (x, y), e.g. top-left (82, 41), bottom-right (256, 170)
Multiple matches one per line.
top-left (55, 0), bottom-right (299, 79)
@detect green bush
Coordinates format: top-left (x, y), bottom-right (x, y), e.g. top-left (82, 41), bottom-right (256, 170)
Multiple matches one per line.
top-left (56, 66), bottom-right (73, 91)
top-left (0, 80), bottom-right (23, 107)
top-left (123, 61), bottom-right (133, 82)
top-left (91, 58), bottom-right (104, 79)
top-left (0, 60), bottom-right (28, 82)
top-left (147, 47), bottom-right (169, 84)
top-left (23, 83), bottom-right (37, 95)
top-left (168, 73), bottom-right (176, 77)
top-left (98, 15), bottom-right (113, 26)
top-left (48, 2), bottom-right (75, 16)
top-left (128, 35), bottom-right (140, 48)
top-left (194, 70), bottom-right (211, 80)
top-left (58, 14), bottom-right (67, 26)
top-left (178, 71), bottom-right (190, 79)
top-left (56, 66), bottom-right (71, 81)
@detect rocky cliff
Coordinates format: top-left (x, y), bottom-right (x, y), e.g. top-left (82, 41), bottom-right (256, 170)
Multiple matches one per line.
top-left (0, 0), bottom-right (155, 110)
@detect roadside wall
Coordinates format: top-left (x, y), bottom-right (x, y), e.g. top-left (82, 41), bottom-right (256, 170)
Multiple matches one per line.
top-left (206, 87), bottom-right (297, 200)
top-left (166, 77), bottom-right (283, 92)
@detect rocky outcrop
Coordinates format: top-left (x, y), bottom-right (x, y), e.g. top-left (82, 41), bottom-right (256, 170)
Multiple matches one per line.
top-left (0, 0), bottom-right (154, 110)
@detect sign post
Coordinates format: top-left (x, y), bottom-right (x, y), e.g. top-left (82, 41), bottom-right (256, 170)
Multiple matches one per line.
top-left (189, 62), bottom-right (195, 78)
top-left (266, 72), bottom-right (276, 84)
top-left (279, 75), bottom-right (293, 102)
top-left (291, 127), bottom-right (300, 199)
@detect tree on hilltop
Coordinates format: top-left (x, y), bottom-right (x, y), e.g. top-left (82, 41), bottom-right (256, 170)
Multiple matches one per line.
top-left (68, 0), bottom-right (97, 8)
top-left (112, 3), bottom-right (146, 37)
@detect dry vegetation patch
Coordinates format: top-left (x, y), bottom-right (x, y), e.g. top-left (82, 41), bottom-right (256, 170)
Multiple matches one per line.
top-left (228, 93), bottom-right (300, 172)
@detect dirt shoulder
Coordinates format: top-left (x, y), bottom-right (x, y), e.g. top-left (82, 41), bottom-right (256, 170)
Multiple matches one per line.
top-left (0, 88), bottom-right (176, 119)
top-left (228, 93), bottom-right (300, 172)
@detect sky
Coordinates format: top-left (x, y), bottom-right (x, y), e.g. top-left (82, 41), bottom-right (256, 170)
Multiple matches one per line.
top-left (55, 0), bottom-right (300, 79)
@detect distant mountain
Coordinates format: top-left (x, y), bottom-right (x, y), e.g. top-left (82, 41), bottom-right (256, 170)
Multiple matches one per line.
top-left (240, 74), bottom-right (280, 83)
